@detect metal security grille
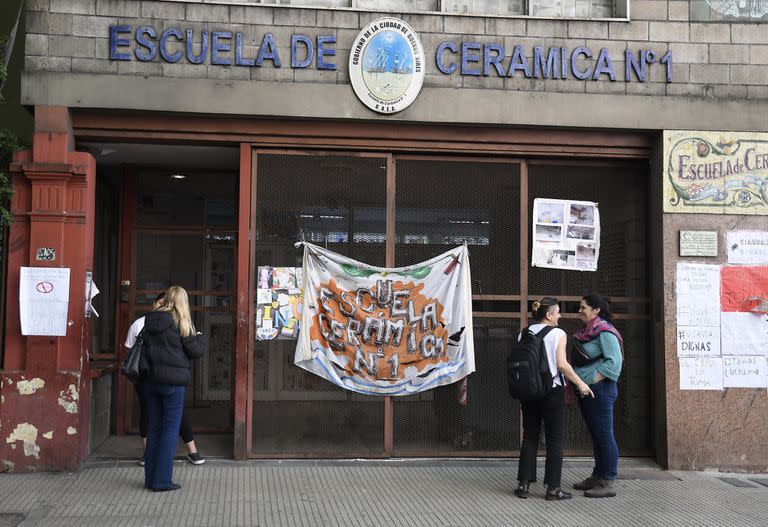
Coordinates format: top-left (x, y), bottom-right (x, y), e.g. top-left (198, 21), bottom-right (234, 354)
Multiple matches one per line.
top-left (249, 152), bottom-right (652, 458)
top-left (252, 152), bottom-right (387, 456)
top-left (393, 159), bottom-right (522, 454)
top-left (528, 162), bottom-right (652, 455)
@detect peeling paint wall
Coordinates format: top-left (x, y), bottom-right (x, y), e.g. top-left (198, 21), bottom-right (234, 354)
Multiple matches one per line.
top-left (0, 370), bottom-right (90, 472)
top-left (6, 423), bottom-right (40, 459)
top-left (16, 377), bottom-right (45, 395)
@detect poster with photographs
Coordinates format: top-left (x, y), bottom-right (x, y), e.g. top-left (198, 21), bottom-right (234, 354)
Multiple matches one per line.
top-left (255, 266), bottom-right (303, 341)
top-left (531, 198), bottom-right (600, 271)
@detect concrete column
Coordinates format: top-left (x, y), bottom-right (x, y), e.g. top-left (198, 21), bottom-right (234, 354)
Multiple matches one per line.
top-left (0, 106), bottom-right (96, 471)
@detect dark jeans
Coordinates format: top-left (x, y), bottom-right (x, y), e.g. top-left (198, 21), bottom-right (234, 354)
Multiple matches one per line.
top-left (517, 386), bottom-right (565, 488)
top-left (137, 383), bottom-right (193, 443)
top-left (578, 378), bottom-right (619, 480)
top-left (143, 382), bottom-right (185, 490)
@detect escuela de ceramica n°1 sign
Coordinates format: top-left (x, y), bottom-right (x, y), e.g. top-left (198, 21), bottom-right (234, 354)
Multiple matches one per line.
top-left (109, 18), bottom-right (673, 115)
top-left (664, 130), bottom-right (768, 215)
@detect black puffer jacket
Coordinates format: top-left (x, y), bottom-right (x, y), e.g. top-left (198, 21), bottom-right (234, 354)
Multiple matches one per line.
top-left (141, 311), bottom-right (207, 386)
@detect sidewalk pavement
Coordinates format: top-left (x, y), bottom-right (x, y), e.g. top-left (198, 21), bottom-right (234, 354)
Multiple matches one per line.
top-left (1, 457), bottom-right (766, 527)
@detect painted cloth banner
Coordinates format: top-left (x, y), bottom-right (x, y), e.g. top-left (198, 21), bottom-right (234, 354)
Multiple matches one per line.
top-left (294, 243), bottom-right (474, 396)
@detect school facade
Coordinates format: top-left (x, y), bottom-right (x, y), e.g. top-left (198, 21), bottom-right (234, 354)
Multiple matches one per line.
top-left (1, 0), bottom-right (766, 472)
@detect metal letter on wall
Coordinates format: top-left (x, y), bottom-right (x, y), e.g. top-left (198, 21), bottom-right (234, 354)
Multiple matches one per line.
top-left (664, 130), bottom-right (768, 215)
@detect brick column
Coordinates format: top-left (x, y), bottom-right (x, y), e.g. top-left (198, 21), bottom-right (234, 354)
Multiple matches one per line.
top-left (0, 106), bottom-right (96, 472)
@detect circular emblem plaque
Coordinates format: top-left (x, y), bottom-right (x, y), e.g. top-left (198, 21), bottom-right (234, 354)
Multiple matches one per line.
top-left (349, 18), bottom-right (425, 114)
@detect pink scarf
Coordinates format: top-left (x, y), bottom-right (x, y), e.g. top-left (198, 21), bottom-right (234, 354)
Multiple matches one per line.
top-left (573, 316), bottom-right (624, 355)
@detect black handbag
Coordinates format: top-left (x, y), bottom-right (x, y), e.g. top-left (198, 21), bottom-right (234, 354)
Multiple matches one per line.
top-left (121, 329), bottom-right (145, 383)
top-left (569, 339), bottom-right (598, 368)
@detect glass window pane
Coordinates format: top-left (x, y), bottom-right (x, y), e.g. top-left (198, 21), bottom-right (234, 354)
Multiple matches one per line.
top-left (136, 170), bottom-right (237, 227)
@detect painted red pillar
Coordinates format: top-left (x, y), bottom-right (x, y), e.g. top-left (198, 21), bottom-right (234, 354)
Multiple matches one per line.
top-left (0, 106), bottom-right (96, 472)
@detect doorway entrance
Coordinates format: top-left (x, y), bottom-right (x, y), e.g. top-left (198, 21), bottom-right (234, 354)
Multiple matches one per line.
top-left (89, 143), bottom-right (240, 448)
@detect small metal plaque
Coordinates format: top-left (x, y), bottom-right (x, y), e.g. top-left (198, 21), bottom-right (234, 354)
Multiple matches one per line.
top-left (35, 248), bottom-right (55, 261)
top-left (679, 231), bottom-right (718, 257)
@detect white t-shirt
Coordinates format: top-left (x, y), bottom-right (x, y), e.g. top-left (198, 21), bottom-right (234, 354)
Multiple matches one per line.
top-left (518, 323), bottom-right (566, 387)
top-left (124, 316), bottom-right (145, 348)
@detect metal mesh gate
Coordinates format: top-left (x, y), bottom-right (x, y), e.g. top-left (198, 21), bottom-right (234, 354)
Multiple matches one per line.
top-left (393, 159), bottom-right (523, 454)
top-left (252, 153), bottom-right (387, 456)
top-left (249, 152), bottom-right (652, 457)
top-left (527, 162), bottom-right (651, 455)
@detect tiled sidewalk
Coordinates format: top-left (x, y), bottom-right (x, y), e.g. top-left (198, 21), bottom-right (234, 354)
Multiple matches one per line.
top-left (0, 459), bottom-right (765, 527)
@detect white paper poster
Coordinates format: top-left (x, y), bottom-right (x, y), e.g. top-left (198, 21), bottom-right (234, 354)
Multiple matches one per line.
top-left (85, 271), bottom-right (99, 318)
top-left (20, 267), bottom-right (71, 336)
top-left (727, 231), bottom-right (768, 264)
top-left (676, 326), bottom-right (721, 357)
top-left (720, 312), bottom-right (768, 356)
top-left (676, 263), bottom-right (721, 327)
top-left (679, 357), bottom-right (724, 390)
top-left (722, 356), bottom-right (768, 388)
top-left (531, 198), bottom-right (600, 271)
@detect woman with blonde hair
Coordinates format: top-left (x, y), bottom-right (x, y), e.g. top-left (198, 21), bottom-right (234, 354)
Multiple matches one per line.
top-left (141, 286), bottom-right (207, 492)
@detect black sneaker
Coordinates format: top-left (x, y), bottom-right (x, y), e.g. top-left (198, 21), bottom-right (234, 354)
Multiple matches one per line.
top-left (545, 487), bottom-right (573, 501)
top-left (187, 452), bottom-right (205, 465)
top-left (514, 481), bottom-right (530, 499)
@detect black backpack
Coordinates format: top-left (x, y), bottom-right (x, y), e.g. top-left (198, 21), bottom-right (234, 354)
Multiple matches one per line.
top-left (507, 325), bottom-right (556, 401)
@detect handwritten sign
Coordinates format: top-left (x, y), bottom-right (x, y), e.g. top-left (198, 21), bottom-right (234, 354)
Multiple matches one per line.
top-left (677, 326), bottom-right (721, 357)
top-left (727, 231), bottom-right (768, 264)
top-left (676, 263), bottom-right (721, 326)
top-left (20, 267), bottom-right (70, 336)
top-left (679, 230), bottom-right (718, 257)
top-left (722, 356), bottom-right (768, 388)
top-left (679, 357), bottom-right (724, 390)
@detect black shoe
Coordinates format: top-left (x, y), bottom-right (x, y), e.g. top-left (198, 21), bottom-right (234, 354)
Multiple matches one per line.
top-left (584, 478), bottom-right (617, 498)
top-left (545, 487), bottom-right (573, 501)
top-left (151, 483), bottom-right (182, 492)
top-left (573, 476), bottom-right (597, 490)
top-left (187, 452), bottom-right (205, 465)
top-left (514, 481), bottom-right (530, 499)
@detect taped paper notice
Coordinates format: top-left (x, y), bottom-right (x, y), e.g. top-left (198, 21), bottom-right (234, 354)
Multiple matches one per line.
top-left (723, 356), bottom-right (768, 388)
top-left (679, 357), bottom-right (723, 390)
top-left (20, 267), bottom-right (70, 336)
top-left (727, 231), bottom-right (768, 264)
top-left (531, 198), bottom-right (600, 271)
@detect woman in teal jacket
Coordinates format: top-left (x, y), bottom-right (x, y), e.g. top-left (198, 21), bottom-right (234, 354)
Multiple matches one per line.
top-left (572, 293), bottom-right (623, 498)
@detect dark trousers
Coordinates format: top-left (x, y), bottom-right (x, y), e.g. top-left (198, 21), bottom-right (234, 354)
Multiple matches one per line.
top-left (578, 378), bottom-right (619, 480)
top-left (143, 382), bottom-right (185, 490)
top-left (137, 383), bottom-right (194, 443)
top-left (517, 386), bottom-right (565, 487)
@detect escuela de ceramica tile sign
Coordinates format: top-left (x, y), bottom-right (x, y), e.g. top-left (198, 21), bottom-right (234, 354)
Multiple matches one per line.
top-left (664, 130), bottom-right (768, 215)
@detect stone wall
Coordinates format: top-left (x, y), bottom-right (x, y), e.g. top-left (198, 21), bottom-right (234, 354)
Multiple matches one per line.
top-left (23, 0), bottom-right (768, 99)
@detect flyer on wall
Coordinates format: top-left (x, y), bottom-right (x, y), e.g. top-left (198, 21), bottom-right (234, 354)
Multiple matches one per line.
top-left (531, 198), bottom-right (601, 271)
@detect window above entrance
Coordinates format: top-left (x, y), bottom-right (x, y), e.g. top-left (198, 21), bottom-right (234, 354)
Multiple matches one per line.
top-left (167, 0), bottom-right (628, 20)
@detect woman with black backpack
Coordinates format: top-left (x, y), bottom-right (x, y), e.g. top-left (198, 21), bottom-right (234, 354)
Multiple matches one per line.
top-left (514, 297), bottom-right (594, 501)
